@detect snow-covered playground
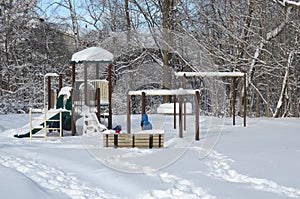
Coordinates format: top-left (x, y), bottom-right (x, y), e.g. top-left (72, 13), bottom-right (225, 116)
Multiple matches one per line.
top-left (0, 113), bottom-right (299, 199)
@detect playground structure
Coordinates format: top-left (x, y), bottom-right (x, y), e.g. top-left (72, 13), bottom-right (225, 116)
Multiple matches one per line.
top-left (15, 46), bottom-right (248, 146)
top-left (175, 72), bottom-right (247, 127)
top-left (70, 47), bottom-right (113, 135)
top-left (15, 47), bottom-right (113, 139)
top-left (127, 89), bottom-right (201, 140)
top-left (124, 71), bottom-right (247, 142)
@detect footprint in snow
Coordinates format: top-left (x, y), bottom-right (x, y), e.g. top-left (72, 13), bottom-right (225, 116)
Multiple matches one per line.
top-left (0, 154), bottom-right (119, 199)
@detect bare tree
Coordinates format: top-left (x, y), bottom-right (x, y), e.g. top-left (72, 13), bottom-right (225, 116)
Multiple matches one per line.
top-left (40, 0), bottom-right (80, 51)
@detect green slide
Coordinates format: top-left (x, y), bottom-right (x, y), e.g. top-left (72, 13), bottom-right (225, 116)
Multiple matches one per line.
top-left (14, 94), bottom-right (72, 138)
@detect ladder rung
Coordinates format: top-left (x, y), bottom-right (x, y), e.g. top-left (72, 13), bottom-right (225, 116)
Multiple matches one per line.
top-left (47, 128), bottom-right (61, 130)
top-left (47, 119), bottom-right (61, 122)
top-left (46, 136), bottom-right (62, 138)
top-left (31, 135), bottom-right (45, 138)
top-left (31, 108), bottom-right (43, 113)
top-left (32, 118), bottom-right (44, 120)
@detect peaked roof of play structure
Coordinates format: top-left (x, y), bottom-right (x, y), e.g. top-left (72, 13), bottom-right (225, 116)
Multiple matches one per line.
top-left (71, 47), bottom-right (113, 64)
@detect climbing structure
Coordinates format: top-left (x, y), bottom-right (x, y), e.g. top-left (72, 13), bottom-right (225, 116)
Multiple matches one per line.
top-left (70, 47), bottom-right (114, 135)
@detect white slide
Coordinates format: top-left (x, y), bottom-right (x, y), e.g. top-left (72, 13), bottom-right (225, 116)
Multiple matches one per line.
top-left (82, 112), bottom-right (107, 134)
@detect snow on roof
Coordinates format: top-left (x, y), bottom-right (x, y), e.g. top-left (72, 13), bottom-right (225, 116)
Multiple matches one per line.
top-left (71, 47), bottom-right (113, 63)
top-left (128, 89), bottom-right (200, 96)
top-left (58, 86), bottom-right (72, 98)
top-left (175, 72), bottom-right (245, 77)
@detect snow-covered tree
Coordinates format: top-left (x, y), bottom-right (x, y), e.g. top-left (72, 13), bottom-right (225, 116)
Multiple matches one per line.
top-left (0, 0), bottom-right (74, 113)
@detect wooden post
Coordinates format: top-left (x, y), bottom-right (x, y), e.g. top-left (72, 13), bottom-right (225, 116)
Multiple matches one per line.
top-left (72, 63), bottom-right (75, 87)
top-left (59, 110), bottom-right (63, 138)
top-left (108, 64), bottom-right (113, 129)
top-left (71, 88), bottom-right (76, 136)
top-left (244, 73), bottom-right (247, 127)
top-left (173, 74), bottom-right (177, 129)
top-left (173, 95), bottom-right (176, 129)
top-left (96, 63), bottom-right (100, 79)
top-left (59, 74), bottom-right (63, 92)
top-left (232, 77), bottom-right (236, 126)
top-left (184, 99), bottom-right (186, 131)
top-left (179, 96), bottom-right (183, 138)
top-left (71, 63), bottom-right (76, 136)
top-left (127, 93), bottom-right (131, 134)
top-left (96, 88), bottom-right (101, 122)
top-left (47, 76), bottom-right (51, 110)
top-left (182, 73), bottom-right (187, 130)
top-left (195, 90), bottom-right (200, 141)
top-left (51, 89), bottom-right (55, 109)
top-left (142, 92), bottom-right (146, 115)
top-left (84, 64), bottom-right (88, 105)
top-left (182, 73), bottom-right (186, 88)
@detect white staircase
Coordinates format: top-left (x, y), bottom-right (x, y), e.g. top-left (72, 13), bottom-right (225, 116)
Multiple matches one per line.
top-left (83, 112), bottom-right (107, 134)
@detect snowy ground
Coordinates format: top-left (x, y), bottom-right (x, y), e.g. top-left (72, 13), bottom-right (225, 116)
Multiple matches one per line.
top-left (0, 113), bottom-right (300, 199)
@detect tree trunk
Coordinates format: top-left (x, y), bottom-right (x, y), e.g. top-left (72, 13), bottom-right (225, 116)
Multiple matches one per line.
top-left (125, 0), bottom-right (131, 49)
top-left (162, 0), bottom-right (171, 102)
top-left (262, 0), bottom-right (271, 117)
top-left (256, 70), bottom-right (260, 117)
top-left (274, 51), bottom-right (294, 118)
top-left (265, 69), bottom-right (271, 117)
top-left (0, 65), bottom-right (2, 95)
top-left (247, 7), bottom-right (292, 90)
top-left (67, 0), bottom-right (80, 51)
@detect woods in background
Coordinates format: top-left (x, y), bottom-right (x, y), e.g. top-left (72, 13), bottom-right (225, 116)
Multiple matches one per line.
top-left (0, 0), bottom-right (299, 117)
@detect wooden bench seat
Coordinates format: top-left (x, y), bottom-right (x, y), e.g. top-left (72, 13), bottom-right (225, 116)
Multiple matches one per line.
top-left (103, 130), bottom-right (164, 148)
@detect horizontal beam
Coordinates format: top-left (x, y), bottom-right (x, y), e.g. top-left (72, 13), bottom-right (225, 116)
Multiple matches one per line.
top-left (175, 72), bottom-right (245, 77)
top-left (70, 60), bottom-right (113, 64)
top-left (128, 89), bottom-right (199, 96)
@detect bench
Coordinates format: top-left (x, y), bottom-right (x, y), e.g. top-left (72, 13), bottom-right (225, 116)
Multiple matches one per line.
top-left (103, 130), bottom-right (164, 148)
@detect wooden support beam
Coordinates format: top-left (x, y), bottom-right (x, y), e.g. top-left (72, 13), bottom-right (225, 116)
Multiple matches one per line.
top-left (142, 92), bottom-right (146, 115)
top-left (173, 95), bottom-right (176, 129)
top-left (184, 99), bottom-right (186, 131)
top-left (84, 64), bottom-right (88, 105)
top-left (232, 77), bottom-right (236, 126)
top-left (71, 88), bottom-right (76, 136)
top-left (108, 64), bottom-right (113, 129)
top-left (96, 88), bottom-right (101, 122)
top-left (173, 74), bottom-right (177, 129)
top-left (96, 63), bottom-right (100, 79)
top-left (72, 63), bottom-right (75, 87)
top-left (127, 93), bottom-right (131, 134)
top-left (71, 63), bottom-right (76, 136)
top-left (195, 90), bottom-right (200, 141)
top-left (179, 96), bottom-right (183, 138)
top-left (182, 74), bottom-right (187, 131)
top-left (47, 76), bottom-right (51, 110)
top-left (175, 72), bottom-right (245, 77)
top-left (244, 73), bottom-right (247, 127)
top-left (59, 74), bottom-right (63, 92)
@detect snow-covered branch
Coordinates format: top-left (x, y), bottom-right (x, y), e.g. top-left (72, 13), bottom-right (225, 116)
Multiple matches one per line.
top-left (247, 7), bottom-right (292, 88)
top-left (272, 0), bottom-right (300, 7)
